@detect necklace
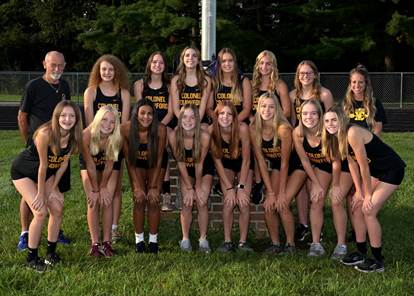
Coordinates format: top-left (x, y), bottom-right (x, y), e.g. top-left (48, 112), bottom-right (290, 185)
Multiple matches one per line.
top-left (47, 81), bottom-right (60, 93)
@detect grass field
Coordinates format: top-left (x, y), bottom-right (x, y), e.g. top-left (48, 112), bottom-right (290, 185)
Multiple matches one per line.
top-left (0, 131), bottom-right (413, 295)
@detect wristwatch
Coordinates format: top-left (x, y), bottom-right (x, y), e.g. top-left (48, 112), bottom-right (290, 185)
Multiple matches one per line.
top-left (237, 184), bottom-right (245, 189)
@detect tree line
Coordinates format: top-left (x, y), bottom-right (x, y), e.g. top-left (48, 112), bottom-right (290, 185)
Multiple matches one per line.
top-left (1, 0), bottom-right (413, 72)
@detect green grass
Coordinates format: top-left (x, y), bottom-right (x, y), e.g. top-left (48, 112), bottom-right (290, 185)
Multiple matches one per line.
top-left (0, 131), bottom-right (413, 295)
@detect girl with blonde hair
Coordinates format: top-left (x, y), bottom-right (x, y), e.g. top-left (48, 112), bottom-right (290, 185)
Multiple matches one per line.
top-left (84, 54), bottom-right (131, 243)
top-left (80, 105), bottom-right (122, 257)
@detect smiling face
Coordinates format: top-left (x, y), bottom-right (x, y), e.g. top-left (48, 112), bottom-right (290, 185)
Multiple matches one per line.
top-left (59, 106), bottom-right (76, 131)
top-left (44, 52), bottom-right (66, 82)
top-left (324, 111), bottom-right (339, 135)
top-left (259, 98), bottom-right (276, 121)
top-left (183, 48), bottom-right (199, 69)
top-left (100, 111), bottom-right (116, 135)
top-left (137, 105), bottom-right (154, 128)
top-left (220, 52), bottom-right (234, 74)
top-left (350, 72), bottom-right (366, 100)
top-left (217, 105), bottom-right (234, 128)
top-left (258, 55), bottom-right (273, 76)
top-left (301, 102), bottom-right (319, 129)
top-left (150, 54), bottom-right (165, 75)
top-left (181, 108), bottom-right (196, 131)
top-left (100, 61), bottom-right (115, 82)
top-left (298, 64), bottom-right (315, 87)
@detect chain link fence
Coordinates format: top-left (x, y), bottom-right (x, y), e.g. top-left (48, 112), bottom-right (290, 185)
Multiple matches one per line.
top-left (0, 71), bottom-right (413, 108)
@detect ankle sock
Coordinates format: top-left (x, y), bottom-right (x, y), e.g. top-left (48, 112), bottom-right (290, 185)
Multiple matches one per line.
top-left (27, 247), bottom-right (38, 262)
top-left (149, 233), bottom-right (158, 243)
top-left (356, 241), bottom-right (367, 254)
top-left (371, 246), bottom-right (383, 262)
top-left (135, 232), bottom-right (144, 244)
top-left (47, 241), bottom-right (57, 255)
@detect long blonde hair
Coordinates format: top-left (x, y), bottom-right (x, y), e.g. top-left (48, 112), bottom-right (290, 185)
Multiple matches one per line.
top-left (211, 101), bottom-right (240, 159)
top-left (175, 104), bottom-right (202, 163)
top-left (175, 47), bottom-right (207, 95)
top-left (297, 99), bottom-right (323, 138)
top-left (321, 105), bottom-right (349, 161)
top-left (343, 64), bottom-right (376, 130)
top-left (89, 105), bottom-right (121, 161)
top-left (252, 50), bottom-right (279, 98)
top-left (214, 48), bottom-right (243, 105)
top-left (253, 92), bottom-right (291, 149)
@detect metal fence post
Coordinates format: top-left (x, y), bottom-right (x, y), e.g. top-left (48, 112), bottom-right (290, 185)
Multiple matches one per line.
top-left (400, 72), bottom-right (403, 109)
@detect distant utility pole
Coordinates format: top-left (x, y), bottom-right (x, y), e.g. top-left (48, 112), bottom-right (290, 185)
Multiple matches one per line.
top-left (201, 0), bottom-right (216, 64)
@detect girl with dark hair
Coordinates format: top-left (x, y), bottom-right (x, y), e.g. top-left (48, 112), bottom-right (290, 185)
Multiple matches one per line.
top-left (168, 104), bottom-right (213, 253)
top-left (121, 99), bottom-right (167, 254)
top-left (11, 100), bottom-right (83, 272)
top-left (210, 101), bottom-right (253, 252)
top-left (80, 106), bottom-right (122, 257)
top-left (84, 54), bottom-right (131, 243)
top-left (134, 51), bottom-right (174, 212)
top-left (323, 106), bottom-right (404, 272)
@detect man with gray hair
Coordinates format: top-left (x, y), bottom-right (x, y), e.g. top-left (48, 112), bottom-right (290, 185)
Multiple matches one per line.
top-left (17, 51), bottom-right (72, 252)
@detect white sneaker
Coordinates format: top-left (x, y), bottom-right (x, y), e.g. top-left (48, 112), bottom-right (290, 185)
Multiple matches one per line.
top-left (199, 238), bottom-right (211, 253)
top-left (179, 239), bottom-right (192, 252)
top-left (331, 244), bottom-right (347, 260)
top-left (308, 242), bottom-right (326, 257)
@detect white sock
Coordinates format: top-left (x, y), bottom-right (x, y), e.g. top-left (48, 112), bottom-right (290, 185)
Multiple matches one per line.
top-left (112, 224), bottom-right (118, 231)
top-left (135, 232), bottom-right (144, 244)
top-left (149, 233), bottom-right (158, 243)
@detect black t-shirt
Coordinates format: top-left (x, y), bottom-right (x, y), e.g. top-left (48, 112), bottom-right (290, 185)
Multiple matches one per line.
top-left (348, 99), bottom-right (387, 128)
top-left (20, 76), bottom-right (71, 145)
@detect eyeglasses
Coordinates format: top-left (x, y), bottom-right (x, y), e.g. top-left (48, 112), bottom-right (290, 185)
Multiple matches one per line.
top-left (299, 71), bottom-right (314, 77)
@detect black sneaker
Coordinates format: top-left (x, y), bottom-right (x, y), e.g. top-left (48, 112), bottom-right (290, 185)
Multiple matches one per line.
top-left (263, 244), bottom-right (283, 255)
top-left (341, 251), bottom-right (366, 266)
top-left (26, 257), bottom-right (47, 273)
top-left (44, 253), bottom-right (61, 266)
top-left (281, 243), bottom-right (296, 255)
top-left (57, 230), bottom-right (71, 245)
top-left (148, 242), bottom-right (159, 254)
top-left (135, 241), bottom-right (146, 253)
top-left (217, 241), bottom-right (234, 253)
top-left (295, 224), bottom-right (310, 242)
top-left (237, 242), bottom-right (254, 252)
top-left (355, 257), bottom-right (385, 273)
top-left (251, 182), bottom-right (263, 205)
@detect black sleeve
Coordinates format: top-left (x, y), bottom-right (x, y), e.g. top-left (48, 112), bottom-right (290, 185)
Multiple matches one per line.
top-left (374, 99), bottom-right (387, 124)
top-left (20, 81), bottom-right (34, 113)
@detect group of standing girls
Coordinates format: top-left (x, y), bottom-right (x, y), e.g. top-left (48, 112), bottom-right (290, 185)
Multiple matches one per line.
top-left (12, 46), bottom-right (404, 274)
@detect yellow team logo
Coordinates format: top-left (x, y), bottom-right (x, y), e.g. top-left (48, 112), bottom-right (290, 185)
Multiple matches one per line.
top-left (349, 108), bottom-right (368, 121)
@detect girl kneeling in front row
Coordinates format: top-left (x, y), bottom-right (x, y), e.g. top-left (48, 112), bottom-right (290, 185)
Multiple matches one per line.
top-left (323, 106), bottom-right (405, 272)
top-left (80, 105), bottom-right (122, 257)
top-left (122, 99), bottom-right (167, 254)
top-left (169, 104), bottom-right (213, 253)
top-left (11, 101), bottom-right (82, 272)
